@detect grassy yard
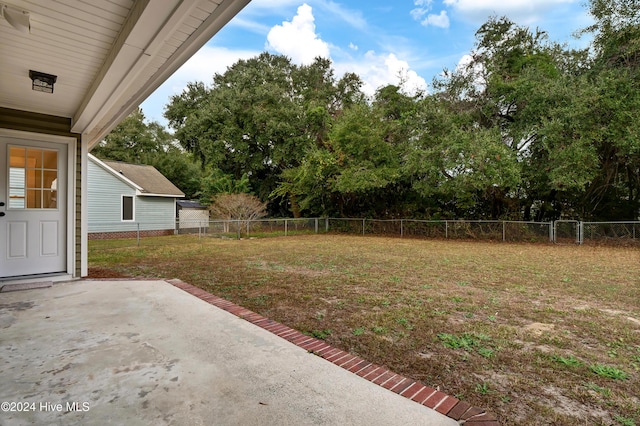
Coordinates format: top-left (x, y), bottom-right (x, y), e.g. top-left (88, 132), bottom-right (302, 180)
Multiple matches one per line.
top-left (89, 234), bottom-right (640, 425)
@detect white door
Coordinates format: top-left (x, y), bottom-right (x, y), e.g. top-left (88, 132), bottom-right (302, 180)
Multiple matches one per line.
top-left (0, 137), bottom-right (67, 278)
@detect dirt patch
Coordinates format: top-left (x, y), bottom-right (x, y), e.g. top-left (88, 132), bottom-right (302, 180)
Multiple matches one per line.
top-left (626, 316), bottom-right (640, 327)
top-left (541, 386), bottom-right (611, 423)
top-left (601, 309), bottom-right (640, 327)
top-left (577, 306), bottom-right (640, 327)
top-left (522, 322), bottom-right (555, 336)
top-left (87, 267), bottom-right (131, 278)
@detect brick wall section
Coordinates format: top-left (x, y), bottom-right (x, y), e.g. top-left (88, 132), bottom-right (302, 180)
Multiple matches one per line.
top-left (88, 229), bottom-right (174, 240)
top-left (165, 278), bottom-right (500, 425)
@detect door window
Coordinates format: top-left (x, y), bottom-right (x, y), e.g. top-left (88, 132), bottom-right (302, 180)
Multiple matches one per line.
top-left (8, 146), bottom-right (58, 209)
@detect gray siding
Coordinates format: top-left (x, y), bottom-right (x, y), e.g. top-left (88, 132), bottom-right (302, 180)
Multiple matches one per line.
top-left (88, 159), bottom-right (176, 233)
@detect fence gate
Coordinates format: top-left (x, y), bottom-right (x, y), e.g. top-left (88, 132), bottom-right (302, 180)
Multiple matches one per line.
top-left (553, 220), bottom-right (580, 244)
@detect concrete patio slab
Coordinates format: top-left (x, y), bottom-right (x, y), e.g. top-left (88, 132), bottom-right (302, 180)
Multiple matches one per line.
top-left (0, 280), bottom-right (459, 426)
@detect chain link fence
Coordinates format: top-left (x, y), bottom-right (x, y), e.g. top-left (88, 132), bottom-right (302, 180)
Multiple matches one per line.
top-left (88, 217), bottom-right (640, 247)
top-left (581, 222), bottom-right (640, 245)
top-left (197, 218), bottom-right (320, 238)
top-left (327, 219), bottom-right (553, 242)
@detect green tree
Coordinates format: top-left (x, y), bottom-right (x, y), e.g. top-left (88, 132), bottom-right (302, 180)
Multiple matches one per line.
top-left (405, 96), bottom-right (521, 219)
top-left (162, 82), bottom-right (210, 167)
top-left (577, 0), bottom-right (640, 219)
top-left (275, 85), bottom-right (422, 217)
top-left (197, 168), bottom-right (250, 205)
top-left (92, 108), bottom-right (161, 163)
top-left (432, 16), bottom-right (607, 219)
top-left (93, 107), bottom-right (203, 199)
top-left (164, 53), bottom-right (364, 216)
top-left (150, 146), bottom-right (203, 200)
top-left (165, 3), bottom-right (640, 221)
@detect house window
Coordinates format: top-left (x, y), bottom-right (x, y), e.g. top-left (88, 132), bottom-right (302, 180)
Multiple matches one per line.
top-left (122, 196), bottom-right (134, 221)
top-left (8, 146), bottom-right (58, 209)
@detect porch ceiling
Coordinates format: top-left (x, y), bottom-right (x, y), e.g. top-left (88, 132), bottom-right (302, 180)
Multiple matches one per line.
top-left (0, 0), bottom-right (250, 148)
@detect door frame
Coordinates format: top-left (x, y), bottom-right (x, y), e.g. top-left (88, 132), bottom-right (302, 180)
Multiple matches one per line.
top-left (0, 128), bottom-right (76, 281)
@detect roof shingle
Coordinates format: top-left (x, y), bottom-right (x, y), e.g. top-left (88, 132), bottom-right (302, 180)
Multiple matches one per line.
top-left (102, 160), bottom-right (184, 197)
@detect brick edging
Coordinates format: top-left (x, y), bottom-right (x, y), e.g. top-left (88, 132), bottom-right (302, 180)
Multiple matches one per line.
top-left (165, 278), bottom-right (500, 425)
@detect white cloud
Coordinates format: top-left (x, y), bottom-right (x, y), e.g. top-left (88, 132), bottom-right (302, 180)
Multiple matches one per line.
top-left (451, 53), bottom-right (487, 93)
top-left (411, 0), bottom-right (449, 28)
top-left (335, 51), bottom-right (427, 97)
top-left (266, 3), bottom-right (331, 64)
top-left (414, 0), bottom-right (434, 7)
top-left (422, 10), bottom-right (450, 28)
top-left (263, 3), bottom-right (426, 97)
top-left (411, 0), bottom-right (431, 22)
top-left (443, 0), bottom-right (577, 24)
top-left (383, 53), bottom-right (428, 95)
top-left (410, 8), bottom-right (427, 21)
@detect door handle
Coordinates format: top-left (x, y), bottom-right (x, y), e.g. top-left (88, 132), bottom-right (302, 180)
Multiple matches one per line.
top-left (0, 212), bottom-right (4, 217)
top-left (0, 202), bottom-right (4, 206)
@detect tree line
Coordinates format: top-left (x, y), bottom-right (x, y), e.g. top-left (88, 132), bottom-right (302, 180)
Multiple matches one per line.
top-left (93, 0), bottom-right (640, 221)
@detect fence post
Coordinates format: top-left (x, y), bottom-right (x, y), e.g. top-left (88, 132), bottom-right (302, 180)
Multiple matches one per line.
top-left (285, 219), bottom-right (288, 237)
top-left (502, 221), bottom-right (506, 242)
top-left (578, 221), bottom-right (583, 245)
top-left (401, 219), bottom-right (404, 238)
top-left (362, 218), bottom-right (366, 235)
top-left (315, 218), bottom-right (318, 234)
top-left (136, 223), bottom-right (140, 247)
top-left (325, 217), bottom-right (329, 233)
top-left (237, 220), bottom-right (241, 240)
top-left (445, 221), bottom-right (448, 239)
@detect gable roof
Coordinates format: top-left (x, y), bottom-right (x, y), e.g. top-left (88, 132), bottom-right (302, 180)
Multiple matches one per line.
top-left (89, 154), bottom-right (184, 197)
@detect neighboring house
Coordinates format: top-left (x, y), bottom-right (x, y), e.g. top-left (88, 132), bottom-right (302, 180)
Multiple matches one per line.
top-left (176, 200), bottom-right (210, 233)
top-left (0, 0), bottom-right (249, 283)
top-left (88, 155), bottom-right (184, 239)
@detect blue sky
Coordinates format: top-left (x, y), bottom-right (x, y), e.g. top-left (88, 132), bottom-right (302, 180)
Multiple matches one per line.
top-left (141, 0), bottom-right (593, 127)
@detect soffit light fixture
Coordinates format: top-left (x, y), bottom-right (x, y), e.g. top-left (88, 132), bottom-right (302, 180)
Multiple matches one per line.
top-left (29, 70), bottom-right (57, 94)
top-left (0, 3), bottom-right (31, 33)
